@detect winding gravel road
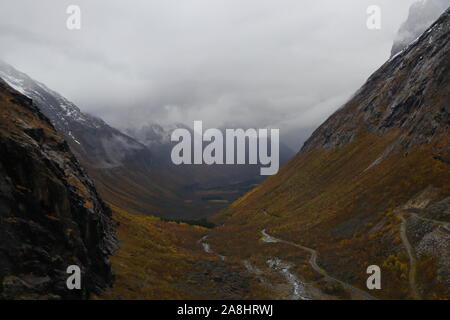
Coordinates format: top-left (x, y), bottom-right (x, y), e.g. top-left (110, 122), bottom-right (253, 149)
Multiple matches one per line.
top-left (261, 229), bottom-right (376, 300)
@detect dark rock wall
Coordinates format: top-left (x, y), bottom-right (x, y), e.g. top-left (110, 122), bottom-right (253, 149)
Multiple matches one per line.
top-left (302, 8), bottom-right (450, 153)
top-left (0, 79), bottom-right (117, 299)
top-left (391, 0), bottom-right (449, 57)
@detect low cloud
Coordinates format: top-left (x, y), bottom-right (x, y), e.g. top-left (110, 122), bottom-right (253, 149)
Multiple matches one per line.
top-left (0, 0), bottom-right (418, 149)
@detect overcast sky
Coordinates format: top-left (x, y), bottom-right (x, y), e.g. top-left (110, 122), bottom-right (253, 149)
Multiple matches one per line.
top-left (0, 0), bottom-right (418, 149)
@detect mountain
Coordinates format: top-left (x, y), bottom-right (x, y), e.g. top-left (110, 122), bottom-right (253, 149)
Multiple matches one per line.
top-left (0, 60), bottom-right (147, 169)
top-left (123, 123), bottom-right (295, 218)
top-left (391, 0), bottom-right (449, 57)
top-left (0, 61), bottom-right (198, 219)
top-left (124, 123), bottom-right (295, 188)
top-left (0, 78), bottom-right (117, 299)
top-left (209, 8), bottom-right (450, 299)
top-left (0, 62), bottom-right (294, 219)
top-left (123, 123), bottom-right (186, 147)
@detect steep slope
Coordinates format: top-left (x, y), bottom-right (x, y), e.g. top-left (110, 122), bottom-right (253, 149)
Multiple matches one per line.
top-left (209, 9), bottom-right (450, 299)
top-left (0, 78), bottom-right (117, 299)
top-left (0, 60), bottom-right (147, 169)
top-left (0, 62), bottom-right (293, 219)
top-left (391, 0), bottom-right (449, 57)
top-left (0, 61), bottom-right (194, 219)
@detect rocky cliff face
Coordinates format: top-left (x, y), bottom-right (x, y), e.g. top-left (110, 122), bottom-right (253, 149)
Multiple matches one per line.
top-left (0, 60), bottom-right (148, 170)
top-left (210, 9), bottom-right (450, 299)
top-left (391, 0), bottom-right (449, 57)
top-left (0, 79), bottom-right (117, 299)
top-left (0, 61), bottom-right (195, 219)
top-left (0, 62), bottom-right (276, 219)
top-left (0, 61), bottom-right (295, 219)
top-left (304, 7), bottom-right (449, 153)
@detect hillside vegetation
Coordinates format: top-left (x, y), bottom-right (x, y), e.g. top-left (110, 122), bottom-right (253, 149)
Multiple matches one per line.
top-left (208, 9), bottom-right (450, 300)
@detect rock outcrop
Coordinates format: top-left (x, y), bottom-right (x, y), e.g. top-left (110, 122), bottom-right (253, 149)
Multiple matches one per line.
top-left (212, 8), bottom-right (450, 299)
top-left (0, 79), bottom-right (117, 299)
top-left (303, 7), bottom-right (449, 153)
top-left (391, 0), bottom-right (449, 57)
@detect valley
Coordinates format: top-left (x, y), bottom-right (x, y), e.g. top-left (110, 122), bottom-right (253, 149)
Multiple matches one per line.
top-left (99, 205), bottom-right (273, 300)
top-left (0, 61), bottom-right (293, 220)
top-left (203, 8), bottom-right (450, 300)
top-left (0, 3), bottom-right (449, 302)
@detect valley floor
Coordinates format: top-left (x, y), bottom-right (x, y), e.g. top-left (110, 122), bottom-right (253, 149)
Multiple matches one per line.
top-left (99, 205), bottom-right (273, 300)
top-left (99, 206), bottom-right (364, 300)
top-left (99, 186), bottom-right (450, 300)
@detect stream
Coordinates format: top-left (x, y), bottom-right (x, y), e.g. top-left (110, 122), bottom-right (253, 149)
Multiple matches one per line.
top-left (260, 230), bottom-right (310, 300)
top-left (199, 235), bottom-right (226, 260)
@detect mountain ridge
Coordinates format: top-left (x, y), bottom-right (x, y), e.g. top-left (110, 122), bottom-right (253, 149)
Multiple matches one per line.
top-left (0, 78), bottom-right (117, 299)
top-left (0, 61), bottom-right (295, 219)
top-left (391, 0), bottom-right (450, 57)
top-left (208, 8), bottom-right (450, 299)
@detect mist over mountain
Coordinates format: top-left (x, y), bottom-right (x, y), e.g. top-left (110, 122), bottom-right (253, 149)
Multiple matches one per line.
top-left (1, 0), bottom-right (449, 302)
top-left (0, 61), bottom-right (293, 219)
top-left (391, 0), bottom-right (450, 56)
top-left (124, 122), bottom-right (295, 188)
top-left (210, 8), bottom-right (450, 300)
top-left (0, 60), bottom-right (148, 169)
top-left (124, 122), bottom-right (295, 166)
top-left (0, 1), bottom-right (420, 151)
